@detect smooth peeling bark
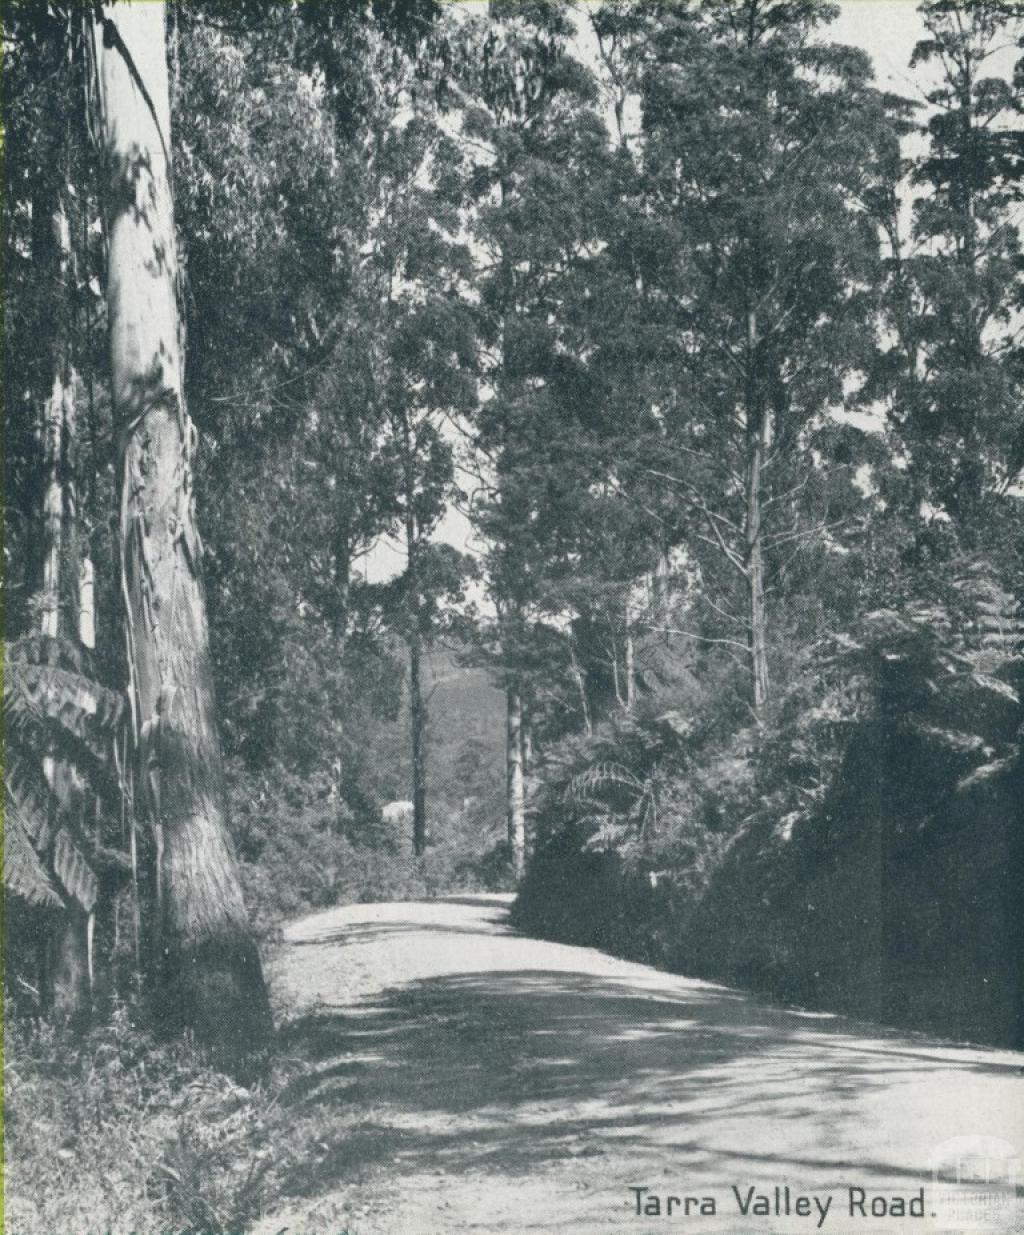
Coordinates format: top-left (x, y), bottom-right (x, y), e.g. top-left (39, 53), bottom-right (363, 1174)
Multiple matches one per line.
top-left (38, 196), bottom-right (76, 640)
top-left (507, 682), bottom-right (526, 880)
top-left (402, 420), bottom-right (429, 857)
top-left (410, 629), bottom-right (428, 856)
top-left (39, 365), bottom-right (64, 640)
top-left (521, 710), bottom-right (533, 778)
top-left (569, 634), bottom-right (593, 737)
top-left (91, 2), bottom-right (270, 1055)
top-left (624, 591), bottom-right (636, 713)
top-left (745, 431), bottom-right (769, 718)
top-left (36, 189), bottom-right (94, 1024)
top-left (744, 310), bottom-right (770, 719)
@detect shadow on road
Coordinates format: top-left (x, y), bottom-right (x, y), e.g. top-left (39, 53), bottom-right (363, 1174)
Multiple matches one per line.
top-left (273, 964), bottom-right (982, 1201)
top-left (290, 919), bottom-right (520, 948)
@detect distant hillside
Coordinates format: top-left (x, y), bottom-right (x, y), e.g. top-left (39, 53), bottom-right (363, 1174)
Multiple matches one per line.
top-left (423, 647), bottom-right (506, 809)
top-left (364, 642), bottom-right (506, 824)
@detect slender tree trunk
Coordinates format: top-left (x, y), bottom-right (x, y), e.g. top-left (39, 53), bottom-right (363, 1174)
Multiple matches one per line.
top-left (611, 635), bottom-right (624, 709)
top-left (91, 3), bottom-right (270, 1058)
top-left (744, 310), bottom-right (770, 718)
top-left (624, 589), bottom-right (636, 713)
top-left (569, 633), bottom-right (593, 736)
top-left (520, 695), bottom-right (533, 849)
top-left (39, 198), bottom-right (77, 640)
top-left (506, 682), bottom-right (526, 880)
top-left (494, 177), bottom-right (529, 875)
top-left (332, 492), bottom-right (352, 643)
top-left (409, 630), bottom-right (428, 856)
top-left (625, 629), bottom-right (636, 712)
top-left (34, 184), bottom-right (93, 1025)
top-left (39, 369), bottom-right (64, 640)
top-left (651, 546), bottom-right (671, 625)
top-left (401, 420), bottom-right (429, 857)
top-left (79, 557), bottom-right (96, 650)
top-left (520, 709), bottom-right (533, 777)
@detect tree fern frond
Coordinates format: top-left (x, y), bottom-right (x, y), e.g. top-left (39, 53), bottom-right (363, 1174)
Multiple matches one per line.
top-left (7, 633), bottom-right (95, 675)
top-left (3, 636), bottom-right (126, 913)
top-left (6, 762), bottom-right (55, 850)
top-left (52, 827), bottom-right (99, 913)
top-left (905, 721), bottom-right (990, 755)
top-left (6, 661), bottom-right (124, 746)
top-left (957, 755), bottom-right (1020, 794)
top-left (3, 802), bottom-right (63, 910)
top-left (583, 819), bottom-right (640, 854)
top-left (568, 761), bottom-right (643, 801)
top-left (963, 672), bottom-right (1019, 705)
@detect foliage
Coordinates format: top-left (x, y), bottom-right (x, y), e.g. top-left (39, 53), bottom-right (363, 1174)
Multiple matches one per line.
top-left (3, 635), bottom-right (125, 920)
top-left (218, 645), bottom-right (512, 935)
top-left (3, 1007), bottom-right (276, 1235)
top-left (5, 998), bottom-right (398, 1235)
top-left (515, 550), bottom-right (1023, 1041)
top-left (5, 0), bottom-right (1024, 1096)
top-left (878, 0), bottom-right (1024, 535)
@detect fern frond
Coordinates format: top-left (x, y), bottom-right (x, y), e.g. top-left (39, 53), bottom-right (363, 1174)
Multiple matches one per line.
top-left (52, 827), bottom-right (99, 913)
top-left (6, 760), bottom-right (55, 850)
top-left (3, 802), bottom-right (63, 910)
top-left (583, 820), bottom-right (640, 854)
top-left (905, 721), bottom-right (990, 755)
top-left (957, 755), bottom-right (1019, 794)
top-left (6, 661), bottom-right (124, 746)
top-left (8, 633), bottom-right (95, 675)
top-left (3, 635), bottom-right (126, 913)
top-left (568, 762), bottom-right (643, 801)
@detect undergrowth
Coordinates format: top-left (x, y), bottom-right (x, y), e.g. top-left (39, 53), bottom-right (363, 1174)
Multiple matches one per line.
top-left (3, 1004), bottom-right (326, 1235)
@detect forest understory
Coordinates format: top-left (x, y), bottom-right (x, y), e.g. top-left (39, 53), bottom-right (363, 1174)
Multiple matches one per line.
top-left (4, 0), bottom-right (1024, 1231)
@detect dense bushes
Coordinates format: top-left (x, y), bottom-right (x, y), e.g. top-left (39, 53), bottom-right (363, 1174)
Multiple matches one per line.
top-left (514, 567), bottom-right (1024, 1047)
top-left (511, 698), bottom-right (742, 962)
top-left (226, 756), bottom-right (512, 939)
top-left (4, 1007), bottom-right (283, 1234)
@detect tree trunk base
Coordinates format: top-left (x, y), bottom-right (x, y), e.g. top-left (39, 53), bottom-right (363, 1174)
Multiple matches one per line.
top-left (156, 930), bottom-right (273, 1075)
top-left (48, 906), bottom-right (92, 1030)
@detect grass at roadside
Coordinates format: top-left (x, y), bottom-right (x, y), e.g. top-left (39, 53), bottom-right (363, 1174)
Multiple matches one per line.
top-left (2, 999), bottom-right (395, 1235)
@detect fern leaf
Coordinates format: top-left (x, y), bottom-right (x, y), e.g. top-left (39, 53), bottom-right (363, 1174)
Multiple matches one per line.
top-left (966, 673), bottom-right (1020, 705)
top-left (957, 755), bottom-right (1019, 794)
top-left (7, 662), bottom-right (124, 745)
top-left (8, 633), bottom-right (93, 675)
top-left (568, 762), bottom-right (642, 801)
top-left (905, 721), bottom-right (990, 755)
top-left (52, 828), bottom-right (99, 913)
top-left (3, 803), bottom-right (63, 909)
top-left (6, 761), bottom-right (55, 849)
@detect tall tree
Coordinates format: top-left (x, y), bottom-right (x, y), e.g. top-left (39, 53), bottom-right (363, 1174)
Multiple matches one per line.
top-left (89, 2), bottom-right (269, 1055)
top-left (455, 0), bottom-right (605, 873)
top-left (1, 1), bottom-right (119, 1022)
top-left (882, 0), bottom-right (1024, 539)
top-left (635, 0), bottom-right (905, 718)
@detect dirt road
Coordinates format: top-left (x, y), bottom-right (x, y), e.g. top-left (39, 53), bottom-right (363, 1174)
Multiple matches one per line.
top-left (257, 894), bottom-right (1024, 1235)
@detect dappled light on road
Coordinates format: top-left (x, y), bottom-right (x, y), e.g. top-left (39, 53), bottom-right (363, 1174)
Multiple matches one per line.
top-left (255, 896), bottom-right (1024, 1234)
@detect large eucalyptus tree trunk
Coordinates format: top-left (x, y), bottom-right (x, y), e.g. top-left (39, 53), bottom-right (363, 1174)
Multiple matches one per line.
top-left (91, 2), bottom-right (269, 1056)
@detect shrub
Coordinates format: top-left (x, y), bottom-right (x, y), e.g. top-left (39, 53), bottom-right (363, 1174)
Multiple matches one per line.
top-left (4, 1005), bottom-right (274, 1234)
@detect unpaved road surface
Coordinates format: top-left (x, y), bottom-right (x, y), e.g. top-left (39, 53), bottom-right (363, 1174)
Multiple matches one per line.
top-left (257, 895), bottom-right (1024, 1235)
